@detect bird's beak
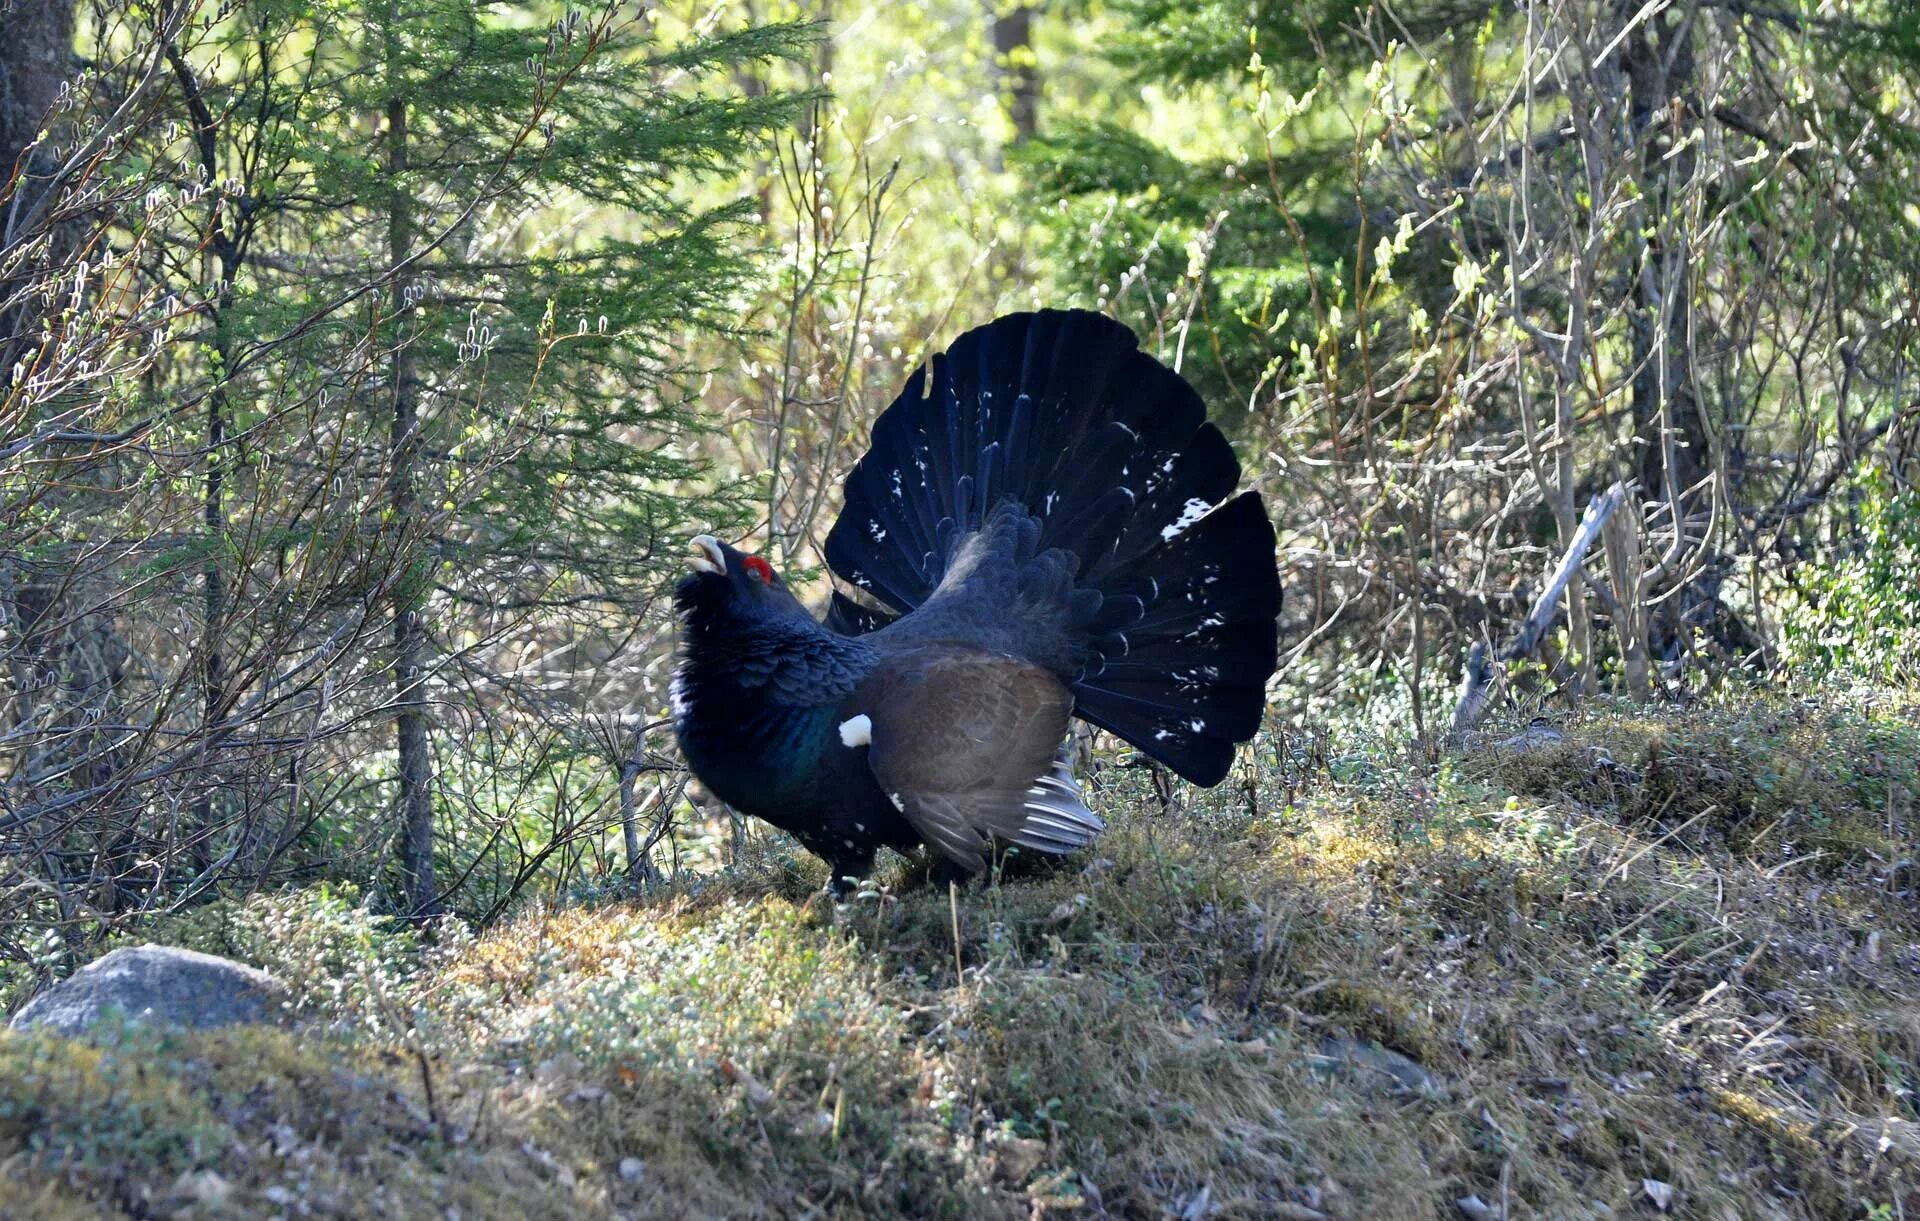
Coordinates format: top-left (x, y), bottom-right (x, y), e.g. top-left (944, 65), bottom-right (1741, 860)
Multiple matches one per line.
top-left (688, 535), bottom-right (726, 575)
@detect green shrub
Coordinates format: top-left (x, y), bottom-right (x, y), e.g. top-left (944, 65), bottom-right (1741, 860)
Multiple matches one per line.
top-left (1783, 471), bottom-right (1920, 686)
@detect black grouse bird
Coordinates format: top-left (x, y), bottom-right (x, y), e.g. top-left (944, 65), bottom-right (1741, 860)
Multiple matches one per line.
top-left (672, 309), bottom-right (1280, 884)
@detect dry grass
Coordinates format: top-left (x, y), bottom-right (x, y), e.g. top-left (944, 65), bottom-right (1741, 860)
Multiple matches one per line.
top-left (3, 691), bottom-right (1918, 1217)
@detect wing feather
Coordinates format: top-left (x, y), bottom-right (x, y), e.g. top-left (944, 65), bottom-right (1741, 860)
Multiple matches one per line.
top-left (857, 648), bottom-right (1090, 874)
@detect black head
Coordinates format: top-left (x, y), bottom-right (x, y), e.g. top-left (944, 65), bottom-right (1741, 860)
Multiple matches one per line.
top-left (673, 534), bottom-right (811, 633)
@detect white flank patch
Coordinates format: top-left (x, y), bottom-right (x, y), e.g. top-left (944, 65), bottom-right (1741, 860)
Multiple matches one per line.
top-left (1161, 497), bottom-right (1214, 542)
top-left (838, 714), bottom-right (873, 747)
top-left (888, 792), bottom-right (906, 811)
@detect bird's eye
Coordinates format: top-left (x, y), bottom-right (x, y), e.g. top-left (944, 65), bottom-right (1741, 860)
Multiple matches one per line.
top-left (743, 555), bottom-right (775, 585)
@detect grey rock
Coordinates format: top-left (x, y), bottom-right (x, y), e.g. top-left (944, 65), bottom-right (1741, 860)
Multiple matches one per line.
top-left (1497, 722), bottom-right (1564, 752)
top-left (1309, 1037), bottom-right (1443, 1097)
top-left (9, 945), bottom-right (286, 1037)
top-left (1641, 1178), bottom-right (1675, 1211)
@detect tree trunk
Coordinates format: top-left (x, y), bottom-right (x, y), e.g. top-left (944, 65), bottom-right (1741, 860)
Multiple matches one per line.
top-left (386, 86), bottom-right (437, 918)
top-left (0, 0), bottom-right (77, 737)
top-left (166, 37), bottom-right (244, 874)
top-left (1621, 7), bottom-right (1711, 668)
top-left (1601, 497), bottom-right (1653, 702)
top-left (1623, 12), bottom-right (1707, 512)
top-left (192, 302), bottom-right (229, 872)
top-left (990, 1), bottom-right (1037, 144)
top-left (0, 0), bottom-right (76, 362)
top-left (0, 0), bottom-right (72, 207)
top-left (735, 0), bottom-right (776, 221)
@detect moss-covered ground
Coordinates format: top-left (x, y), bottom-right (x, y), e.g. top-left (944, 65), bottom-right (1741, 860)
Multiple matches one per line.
top-left (5, 692), bottom-right (1918, 1217)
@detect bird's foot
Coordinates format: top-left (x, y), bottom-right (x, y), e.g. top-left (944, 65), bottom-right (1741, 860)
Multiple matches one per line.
top-left (928, 856), bottom-right (977, 891)
top-left (825, 856), bottom-right (876, 900)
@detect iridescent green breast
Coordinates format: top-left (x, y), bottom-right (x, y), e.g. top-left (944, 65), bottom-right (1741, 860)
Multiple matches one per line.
top-left (676, 697), bottom-right (839, 821)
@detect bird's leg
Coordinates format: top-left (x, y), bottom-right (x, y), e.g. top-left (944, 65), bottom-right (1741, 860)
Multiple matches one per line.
top-left (928, 855), bottom-right (976, 891)
top-left (825, 851), bottom-right (877, 899)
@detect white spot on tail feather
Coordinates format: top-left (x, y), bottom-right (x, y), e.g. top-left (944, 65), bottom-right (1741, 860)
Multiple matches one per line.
top-left (838, 714), bottom-right (873, 747)
top-left (1161, 497), bottom-right (1214, 542)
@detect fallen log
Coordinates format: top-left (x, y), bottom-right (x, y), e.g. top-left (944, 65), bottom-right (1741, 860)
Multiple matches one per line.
top-left (1448, 481), bottom-right (1627, 745)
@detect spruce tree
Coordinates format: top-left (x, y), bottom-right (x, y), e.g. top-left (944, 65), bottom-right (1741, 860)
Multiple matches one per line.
top-left (245, 2), bottom-right (812, 914)
top-left (4, 0), bottom-right (818, 919)
top-left (1013, 0), bottom-right (1451, 411)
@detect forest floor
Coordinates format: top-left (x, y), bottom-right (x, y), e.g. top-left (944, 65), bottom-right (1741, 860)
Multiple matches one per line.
top-left (3, 691), bottom-right (1918, 1219)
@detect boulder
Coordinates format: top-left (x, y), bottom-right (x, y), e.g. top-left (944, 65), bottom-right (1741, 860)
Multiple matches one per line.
top-left (1309, 1037), bottom-right (1444, 1097)
top-left (9, 945), bottom-right (286, 1037)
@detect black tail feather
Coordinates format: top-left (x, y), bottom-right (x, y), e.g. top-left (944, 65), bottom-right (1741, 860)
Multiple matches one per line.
top-left (823, 590), bottom-right (896, 637)
top-left (825, 310), bottom-right (1280, 784)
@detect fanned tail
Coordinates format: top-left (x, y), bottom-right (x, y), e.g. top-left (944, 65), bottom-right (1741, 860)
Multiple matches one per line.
top-left (824, 309), bottom-right (1281, 786)
top-left (1010, 744), bottom-right (1104, 854)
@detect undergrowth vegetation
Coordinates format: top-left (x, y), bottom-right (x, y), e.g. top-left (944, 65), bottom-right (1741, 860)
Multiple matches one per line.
top-left (4, 691), bottom-right (1917, 1218)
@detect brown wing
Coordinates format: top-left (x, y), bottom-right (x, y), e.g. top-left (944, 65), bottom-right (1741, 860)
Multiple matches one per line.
top-left (857, 647), bottom-right (1077, 874)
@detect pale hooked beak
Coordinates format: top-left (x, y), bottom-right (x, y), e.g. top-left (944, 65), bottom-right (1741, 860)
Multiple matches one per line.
top-left (688, 535), bottom-right (726, 575)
